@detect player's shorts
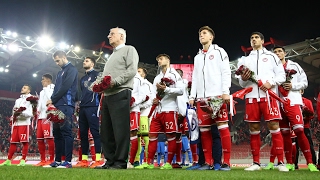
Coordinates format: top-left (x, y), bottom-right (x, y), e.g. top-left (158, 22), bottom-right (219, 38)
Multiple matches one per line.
top-left (181, 135), bottom-right (190, 151)
top-left (279, 104), bottom-right (304, 129)
top-left (197, 103), bottom-right (229, 127)
top-left (130, 111), bottom-right (140, 131)
top-left (149, 111), bottom-right (178, 134)
top-left (244, 97), bottom-right (282, 122)
top-left (36, 119), bottom-right (54, 139)
top-left (10, 125), bottom-right (30, 143)
top-left (139, 116), bottom-right (149, 134)
top-left (76, 129), bottom-right (93, 140)
top-left (178, 117), bottom-right (189, 134)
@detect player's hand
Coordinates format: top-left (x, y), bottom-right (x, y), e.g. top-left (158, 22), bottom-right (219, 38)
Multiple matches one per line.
top-left (260, 81), bottom-right (272, 92)
top-left (282, 82), bottom-right (292, 91)
top-left (156, 83), bottom-right (166, 91)
top-left (241, 69), bottom-right (251, 81)
top-left (46, 100), bottom-right (52, 106)
top-left (222, 94), bottom-right (230, 104)
top-left (153, 98), bottom-right (160, 105)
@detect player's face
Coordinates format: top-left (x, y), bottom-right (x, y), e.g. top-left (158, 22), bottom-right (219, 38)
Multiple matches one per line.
top-left (83, 58), bottom-right (94, 70)
top-left (108, 28), bottom-right (122, 47)
top-left (250, 34), bottom-right (264, 49)
top-left (273, 48), bottom-right (286, 61)
top-left (199, 30), bottom-right (213, 45)
top-left (156, 56), bottom-right (169, 67)
top-left (20, 85), bottom-right (30, 94)
top-left (41, 77), bottom-right (50, 87)
top-left (53, 56), bottom-right (67, 67)
top-left (137, 68), bottom-right (145, 78)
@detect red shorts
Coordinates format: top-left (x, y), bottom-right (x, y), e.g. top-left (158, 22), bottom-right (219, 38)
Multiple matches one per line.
top-left (10, 125), bottom-right (30, 143)
top-left (149, 111), bottom-right (178, 133)
top-left (36, 119), bottom-right (54, 139)
top-left (279, 105), bottom-right (303, 129)
top-left (197, 103), bottom-right (229, 127)
top-left (76, 129), bottom-right (93, 140)
top-left (244, 97), bottom-right (282, 122)
top-left (178, 117), bottom-right (189, 134)
top-left (130, 111), bottom-right (140, 131)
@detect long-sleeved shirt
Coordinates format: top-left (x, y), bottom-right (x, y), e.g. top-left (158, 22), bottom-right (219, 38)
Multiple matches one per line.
top-left (51, 62), bottom-right (78, 107)
top-left (302, 97), bottom-right (314, 128)
top-left (139, 79), bottom-right (155, 116)
top-left (12, 94), bottom-right (33, 126)
top-left (130, 73), bottom-right (145, 112)
top-left (38, 84), bottom-right (55, 119)
top-left (79, 69), bottom-right (100, 107)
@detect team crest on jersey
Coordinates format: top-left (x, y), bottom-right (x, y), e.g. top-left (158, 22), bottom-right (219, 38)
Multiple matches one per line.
top-left (262, 58), bottom-right (268, 62)
top-left (209, 55), bottom-right (214, 60)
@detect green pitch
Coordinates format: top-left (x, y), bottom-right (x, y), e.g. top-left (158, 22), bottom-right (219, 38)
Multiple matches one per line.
top-left (0, 166), bottom-right (318, 180)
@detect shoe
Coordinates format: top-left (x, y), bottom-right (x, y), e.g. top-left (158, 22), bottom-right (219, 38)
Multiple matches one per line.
top-left (127, 163), bottom-right (134, 169)
top-left (294, 164), bottom-right (299, 170)
top-left (33, 160), bottom-right (47, 167)
top-left (186, 163), bottom-right (201, 170)
top-left (133, 161), bottom-right (140, 167)
top-left (316, 164), bottom-right (320, 170)
top-left (286, 164), bottom-right (295, 171)
top-left (244, 163), bottom-right (261, 171)
top-left (43, 161), bottom-right (61, 168)
top-left (17, 160), bottom-right (26, 166)
top-left (172, 163), bottom-right (182, 168)
top-left (219, 163), bottom-right (231, 171)
top-left (214, 163), bottom-right (221, 171)
top-left (277, 164), bottom-right (289, 172)
top-left (89, 161), bottom-right (104, 168)
top-left (0, 159), bottom-right (11, 166)
top-left (94, 163), bottom-right (111, 169)
top-left (74, 160), bottom-right (88, 168)
top-left (135, 162), bottom-right (149, 169)
top-left (57, 161), bottom-right (72, 168)
top-left (264, 162), bottom-right (274, 170)
top-left (110, 165), bottom-right (127, 169)
top-left (308, 163), bottom-right (319, 172)
top-left (160, 162), bottom-right (173, 170)
top-left (198, 163), bottom-right (212, 170)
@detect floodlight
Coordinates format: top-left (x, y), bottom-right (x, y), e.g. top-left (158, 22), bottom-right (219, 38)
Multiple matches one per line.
top-left (4, 69), bottom-right (8, 72)
top-left (74, 46), bottom-right (80, 52)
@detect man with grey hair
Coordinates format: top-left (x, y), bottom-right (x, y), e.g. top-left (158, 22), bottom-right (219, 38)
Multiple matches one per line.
top-left (95, 27), bottom-right (139, 169)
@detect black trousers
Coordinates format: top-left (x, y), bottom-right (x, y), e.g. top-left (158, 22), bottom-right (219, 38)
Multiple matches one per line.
top-left (100, 89), bottom-right (131, 168)
top-left (295, 128), bottom-right (317, 165)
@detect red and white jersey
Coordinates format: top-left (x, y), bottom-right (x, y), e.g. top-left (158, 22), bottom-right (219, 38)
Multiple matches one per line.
top-left (38, 84), bottom-right (55, 119)
top-left (12, 94), bottom-right (33, 126)
top-left (237, 48), bottom-right (285, 99)
top-left (153, 67), bottom-right (184, 112)
top-left (280, 60), bottom-right (307, 105)
top-left (189, 44), bottom-right (231, 100)
top-left (139, 79), bottom-right (155, 116)
top-left (176, 78), bottom-right (189, 117)
top-left (130, 73), bottom-right (145, 112)
top-left (302, 97), bottom-right (314, 128)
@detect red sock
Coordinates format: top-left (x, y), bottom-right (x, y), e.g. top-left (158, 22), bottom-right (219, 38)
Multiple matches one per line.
top-left (61, 155), bottom-right (66, 161)
top-left (271, 129), bottom-right (284, 164)
top-left (200, 129), bottom-right (213, 165)
top-left (292, 142), bottom-right (297, 164)
top-left (147, 138), bottom-right (158, 164)
top-left (129, 136), bottom-right (138, 164)
top-left (90, 145), bottom-right (96, 161)
top-left (167, 137), bottom-right (177, 164)
top-left (7, 143), bottom-right (17, 160)
top-left (270, 145), bottom-right (276, 163)
top-left (294, 127), bottom-right (313, 164)
top-left (190, 144), bottom-right (198, 162)
top-left (37, 140), bottom-right (46, 161)
top-left (47, 138), bottom-right (55, 161)
top-left (175, 139), bottom-right (182, 164)
top-left (218, 125), bottom-right (231, 165)
top-left (22, 142), bottom-right (29, 160)
top-left (78, 146), bottom-right (82, 161)
top-left (250, 132), bottom-right (261, 164)
top-left (281, 130), bottom-right (292, 164)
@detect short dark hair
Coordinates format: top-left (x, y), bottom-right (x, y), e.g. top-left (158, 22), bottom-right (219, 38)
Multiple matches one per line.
top-left (138, 67), bottom-right (148, 77)
top-left (53, 50), bottom-right (67, 59)
top-left (199, 26), bottom-right (215, 38)
top-left (273, 45), bottom-right (285, 52)
top-left (85, 57), bottom-right (96, 66)
top-left (156, 53), bottom-right (170, 60)
top-left (176, 69), bottom-right (183, 76)
top-left (42, 73), bottom-right (53, 81)
top-left (24, 84), bottom-right (32, 92)
top-left (251, 32), bottom-right (264, 41)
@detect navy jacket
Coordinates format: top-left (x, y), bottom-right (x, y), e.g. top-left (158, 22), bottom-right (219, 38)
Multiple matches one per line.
top-left (79, 69), bottom-right (100, 107)
top-left (51, 62), bottom-right (78, 107)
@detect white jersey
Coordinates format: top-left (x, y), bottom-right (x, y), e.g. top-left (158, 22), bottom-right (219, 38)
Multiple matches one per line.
top-left (176, 78), bottom-right (189, 116)
top-left (131, 73), bottom-right (145, 112)
top-left (12, 94), bottom-right (33, 126)
top-left (153, 67), bottom-right (184, 112)
top-left (38, 84), bottom-right (55, 119)
top-left (139, 79), bottom-right (155, 116)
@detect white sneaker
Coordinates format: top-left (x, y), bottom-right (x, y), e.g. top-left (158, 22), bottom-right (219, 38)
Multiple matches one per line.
top-left (127, 163), bottom-right (134, 169)
top-left (244, 164), bottom-right (261, 171)
top-left (277, 164), bottom-right (289, 172)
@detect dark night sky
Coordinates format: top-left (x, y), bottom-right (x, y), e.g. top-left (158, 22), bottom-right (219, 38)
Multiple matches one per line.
top-left (1, 0), bottom-right (319, 65)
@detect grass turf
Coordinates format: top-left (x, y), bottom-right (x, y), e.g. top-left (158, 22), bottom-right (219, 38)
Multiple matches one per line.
top-left (0, 166), bottom-right (318, 180)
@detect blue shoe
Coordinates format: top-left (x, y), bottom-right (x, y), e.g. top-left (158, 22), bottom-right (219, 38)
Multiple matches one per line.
top-left (43, 161), bottom-right (61, 168)
top-left (198, 163), bottom-right (212, 170)
top-left (57, 161), bottom-right (72, 168)
top-left (214, 163), bottom-right (221, 170)
top-left (219, 163), bottom-right (231, 171)
top-left (186, 163), bottom-right (201, 170)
